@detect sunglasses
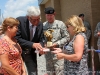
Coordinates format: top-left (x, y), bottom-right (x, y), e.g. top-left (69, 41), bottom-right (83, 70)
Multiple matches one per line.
top-left (66, 25), bottom-right (71, 28)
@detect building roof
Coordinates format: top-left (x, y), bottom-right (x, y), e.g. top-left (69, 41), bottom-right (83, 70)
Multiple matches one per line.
top-left (38, 0), bottom-right (48, 5)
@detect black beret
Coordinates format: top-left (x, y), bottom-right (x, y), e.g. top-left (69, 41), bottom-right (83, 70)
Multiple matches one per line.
top-left (44, 7), bottom-right (55, 14)
top-left (79, 14), bottom-right (84, 17)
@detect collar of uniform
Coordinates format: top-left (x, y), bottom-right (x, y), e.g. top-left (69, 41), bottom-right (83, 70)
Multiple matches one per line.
top-left (48, 19), bottom-right (56, 25)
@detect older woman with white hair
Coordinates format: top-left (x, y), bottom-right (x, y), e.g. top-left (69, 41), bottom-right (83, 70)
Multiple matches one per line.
top-left (16, 6), bottom-right (45, 75)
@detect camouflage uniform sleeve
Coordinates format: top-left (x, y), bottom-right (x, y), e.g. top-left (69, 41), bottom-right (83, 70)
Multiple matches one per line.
top-left (54, 22), bottom-right (70, 47)
top-left (87, 22), bottom-right (91, 38)
top-left (84, 21), bottom-right (91, 40)
top-left (85, 29), bottom-right (91, 40)
top-left (94, 22), bottom-right (100, 37)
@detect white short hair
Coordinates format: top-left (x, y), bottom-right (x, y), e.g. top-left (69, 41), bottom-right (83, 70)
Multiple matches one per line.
top-left (26, 6), bottom-right (40, 17)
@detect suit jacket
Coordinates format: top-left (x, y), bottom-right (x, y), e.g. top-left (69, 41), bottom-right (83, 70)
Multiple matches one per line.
top-left (16, 16), bottom-right (45, 64)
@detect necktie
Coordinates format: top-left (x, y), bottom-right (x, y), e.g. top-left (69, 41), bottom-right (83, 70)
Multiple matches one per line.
top-left (30, 25), bottom-right (33, 41)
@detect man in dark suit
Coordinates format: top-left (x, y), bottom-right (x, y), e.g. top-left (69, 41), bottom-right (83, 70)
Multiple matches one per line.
top-left (16, 6), bottom-right (45, 75)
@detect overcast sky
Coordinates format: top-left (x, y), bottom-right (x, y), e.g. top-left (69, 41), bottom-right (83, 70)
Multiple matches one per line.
top-left (0, 0), bottom-right (39, 18)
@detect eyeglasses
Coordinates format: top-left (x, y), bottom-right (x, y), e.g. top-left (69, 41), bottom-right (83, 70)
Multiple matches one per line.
top-left (30, 17), bottom-right (40, 22)
top-left (66, 25), bottom-right (71, 28)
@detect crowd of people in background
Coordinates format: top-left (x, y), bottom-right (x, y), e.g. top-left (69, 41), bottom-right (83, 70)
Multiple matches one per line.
top-left (0, 6), bottom-right (99, 75)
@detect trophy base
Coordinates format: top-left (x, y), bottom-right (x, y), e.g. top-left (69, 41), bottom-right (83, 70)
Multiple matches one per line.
top-left (35, 48), bottom-right (50, 53)
top-left (43, 48), bottom-right (50, 52)
top-left (47, 41), bottom-right (52, 47)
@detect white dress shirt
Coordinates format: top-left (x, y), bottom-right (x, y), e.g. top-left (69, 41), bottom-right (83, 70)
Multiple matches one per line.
top-left (29, 21), bottom-right (37, 40)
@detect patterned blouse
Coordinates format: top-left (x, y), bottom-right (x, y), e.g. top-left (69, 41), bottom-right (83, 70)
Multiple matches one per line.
top-left (63, 33), bottom-right (89, 75)
top-left (0, 38), bottom-right (22, 75)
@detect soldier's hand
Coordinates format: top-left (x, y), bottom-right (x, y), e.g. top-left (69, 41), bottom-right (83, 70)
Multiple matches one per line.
top-left (97, 32), bottom-right (100, 36)
top-left (49, 43), bottom-right (58, 48)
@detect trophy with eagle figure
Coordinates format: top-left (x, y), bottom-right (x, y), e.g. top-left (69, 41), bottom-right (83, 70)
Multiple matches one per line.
top-left (44, 29), bottom-right (54, 47)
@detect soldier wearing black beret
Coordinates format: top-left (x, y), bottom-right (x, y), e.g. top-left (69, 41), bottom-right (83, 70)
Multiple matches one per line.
top-left (38, 7), bottom-right (70, 75)
top-left (44, 7), bottom-right (55, 14)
